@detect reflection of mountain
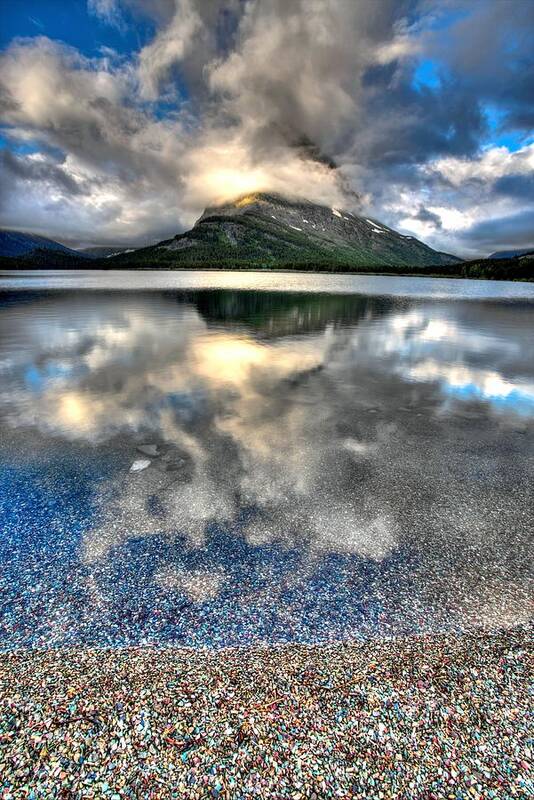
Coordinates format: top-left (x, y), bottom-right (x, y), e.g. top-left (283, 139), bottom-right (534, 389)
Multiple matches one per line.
top-left (0, 288), bottom-right (394, 339)
top-left (185, 289), bottom-right (394, 337)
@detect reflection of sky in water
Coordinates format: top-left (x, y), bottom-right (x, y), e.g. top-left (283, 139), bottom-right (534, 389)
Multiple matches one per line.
top-left (0, 285), bottom-right (532, 649)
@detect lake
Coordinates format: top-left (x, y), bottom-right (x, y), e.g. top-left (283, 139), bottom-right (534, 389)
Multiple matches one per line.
top-left (0, 271), bottom-right (533, 649)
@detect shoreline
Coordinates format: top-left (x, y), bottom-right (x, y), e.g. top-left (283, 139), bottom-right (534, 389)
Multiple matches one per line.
top-left (0, 623), bottom-right (530, 657)
top-left (1, 265), bottom-right (533, 283)
top-left (1, 626), bottom-right (531, 798)
top-left (1, 269), bottom-right (534, 302)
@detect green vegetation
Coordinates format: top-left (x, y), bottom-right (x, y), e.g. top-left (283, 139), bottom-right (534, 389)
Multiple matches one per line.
top-left (105, 210), bottom-right (456, 270)
top-left (0, 249), bottom-right (87, 269)
top-left (2, 252), bottom-right (533, 281)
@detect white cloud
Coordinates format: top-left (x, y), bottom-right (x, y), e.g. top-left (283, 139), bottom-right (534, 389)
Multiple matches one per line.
top-left (407, 359), bottom-right (534, 410)
top-left (347, 306), bottom-right (534, 414)
top-left (425, 143), bottom-right (534, 186)
top-left (379, 143), bottom-right (534, 256)
top-left (0, 290), bottom-right (402, 565)
top-left (309, 508), bottom-right (396, 560)
top-left (87, 0), bottom-right (123, 28)
top-left (155, 566), bottom-right (225, 602)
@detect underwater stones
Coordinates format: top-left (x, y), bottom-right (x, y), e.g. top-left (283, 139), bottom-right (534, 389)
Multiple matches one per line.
top-left (136, 444), bottom-right (160, 457)
top-left (130, 459), bottom-right (151, 472)
top-left (151, 448), bottom-right (188, 475)
top-left (130, 442), bottom-right (189, 475)
top-left (161, 452), bottom-right (186, 472)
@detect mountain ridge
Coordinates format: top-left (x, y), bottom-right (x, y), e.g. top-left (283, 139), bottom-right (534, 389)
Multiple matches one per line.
top-left (135, 191), bottom-right (461, 270)
top-left (2, 192), bottom-right (533, 280)
top-left (488, 248), bottom-right (534, 260)
top-left (78, 246), bottom-right (137, 259)
top-left (0, 229), bottom-right (84, 260)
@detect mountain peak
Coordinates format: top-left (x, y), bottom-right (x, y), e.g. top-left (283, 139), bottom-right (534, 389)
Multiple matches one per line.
top-left (233, 191), bottom-right (273, 207)
top-left (163, 191), bottom-right (461, 269)
top-left (200, 191), bottom-right (313, 221)
top-left (1, 193), bottom-right (462, 270)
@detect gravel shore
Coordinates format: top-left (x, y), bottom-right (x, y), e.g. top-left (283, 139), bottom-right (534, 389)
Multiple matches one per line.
top-left (0, 627), bottom-right (531, 799)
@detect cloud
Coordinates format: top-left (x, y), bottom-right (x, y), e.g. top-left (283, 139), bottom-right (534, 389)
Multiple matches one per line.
top-left (494, 173), bottom-right (534, 201)
top-left (372, 141), bottom-right (534, 256)
top-left (137, 0), bottom-right (204, 100)
top-left (419, 144), bottom-right (534, 254)
top-left (0, 37), bottom-right (195, 243)
top-left (0, 149), bottom-right (85, 197)
top-left (0, 290), bottom-right (398, 566)
top-left (412, 205), bottom-right (442, 229)
top-left (0, 0), bottom-right (533, 251)
top-left (428, 0), bottom-right (534, 132)
top-left (459, 209), bottom-right (534, 252)
top-left (408, 359), bottom-right (534, 411)
top-left (426, 144), bottom-right (534, 187)
top-left (88, 0), bottom-right (124, 29)
top-left (0, 2), bottom-right (422, 243)
top-left (2, 290), bottom-right (532, 638)
top-left (154, 566), bottom-right (225, 602)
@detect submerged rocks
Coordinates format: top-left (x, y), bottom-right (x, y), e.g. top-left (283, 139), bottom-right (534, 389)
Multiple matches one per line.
top-left (128, 442), bottom-right (189, 477)
top-left (129, 458), bottom-right (151, 472)
top-left (128, 440), bottom-right (189, 477)
top-left (160, 451), bottom-right (186, 472)
top-left (136, 444), bottom-right (160, 457)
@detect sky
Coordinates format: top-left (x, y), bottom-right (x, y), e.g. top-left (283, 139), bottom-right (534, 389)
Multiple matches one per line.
top-left (0, 0), bottom-right (533, 256)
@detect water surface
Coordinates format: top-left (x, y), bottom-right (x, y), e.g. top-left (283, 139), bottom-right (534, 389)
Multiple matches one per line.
top-left (0, 271), bottom-right (532, 649)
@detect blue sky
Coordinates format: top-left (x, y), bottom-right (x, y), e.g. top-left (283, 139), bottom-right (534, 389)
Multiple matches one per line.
top-left (0, 0), bottom-right (151, 56)
top-left (0, 0), bottom-right (533, 254)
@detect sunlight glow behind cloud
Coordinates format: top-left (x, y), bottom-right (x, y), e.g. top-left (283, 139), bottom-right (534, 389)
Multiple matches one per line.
top-left (0, 1), bottom-right (532, 254)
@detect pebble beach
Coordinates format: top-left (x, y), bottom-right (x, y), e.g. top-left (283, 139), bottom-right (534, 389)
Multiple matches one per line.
top-left (0, 626), bottom-right (531, 799)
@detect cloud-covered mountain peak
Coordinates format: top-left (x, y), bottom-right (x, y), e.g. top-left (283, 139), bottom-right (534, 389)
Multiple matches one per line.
top-left (121, 192), bottom-right (462, 269)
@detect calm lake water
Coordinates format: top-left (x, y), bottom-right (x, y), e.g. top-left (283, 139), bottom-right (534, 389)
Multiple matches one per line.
top-left (0, 271), bottom-right (533, 649)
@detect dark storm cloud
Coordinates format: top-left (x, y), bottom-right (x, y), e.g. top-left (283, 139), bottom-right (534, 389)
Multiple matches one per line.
top-left (0, 149), bottom-right (84, 196)
top-left (429, 0), bottom-right (534, 133)
top-left (493, 173), bottom-right (534, 201)
top-left (352, 78), bottom-right (486, 168)
top-left (413, 206), bottom-right (442, 229)
top-left (341, 1), bottom-right (533, 172)
top-left (460, 209), bottom-right (534, 251)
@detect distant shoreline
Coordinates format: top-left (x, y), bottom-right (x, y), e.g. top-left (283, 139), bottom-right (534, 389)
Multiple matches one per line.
top-left (1, 262), bottom-right (533, 282)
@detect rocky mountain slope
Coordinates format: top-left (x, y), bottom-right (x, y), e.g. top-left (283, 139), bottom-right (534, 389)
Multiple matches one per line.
top-left (110, 192), bottom-right (461, 269)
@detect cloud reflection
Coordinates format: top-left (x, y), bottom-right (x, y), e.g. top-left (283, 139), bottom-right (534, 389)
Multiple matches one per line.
top-left (0, 288), bottom-right (532, 644)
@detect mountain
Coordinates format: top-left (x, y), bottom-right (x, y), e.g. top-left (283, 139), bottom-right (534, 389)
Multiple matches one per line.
top-left (109, 192), bottom-right (461, 270)
top-left (488, 248), bottom-right (534, 260)
top-left (0, 229), bottom-right (84, 259)
top-left (78, 246), bottom-right (137, 259)
top-left (2, 193), bottom-right (533, 279)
